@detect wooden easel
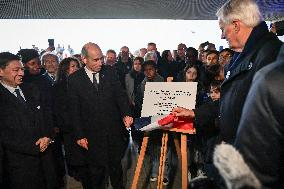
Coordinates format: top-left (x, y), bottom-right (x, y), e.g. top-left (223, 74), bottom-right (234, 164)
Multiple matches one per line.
top-left (131, 128), bottom-right (196, 189)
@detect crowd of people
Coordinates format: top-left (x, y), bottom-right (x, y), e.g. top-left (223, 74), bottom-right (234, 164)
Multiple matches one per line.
top-left (0, 0), bottom-right (283, 189)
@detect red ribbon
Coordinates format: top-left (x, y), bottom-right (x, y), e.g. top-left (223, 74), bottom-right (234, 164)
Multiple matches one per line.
top-left (157, 114), bottom-right (194, 130)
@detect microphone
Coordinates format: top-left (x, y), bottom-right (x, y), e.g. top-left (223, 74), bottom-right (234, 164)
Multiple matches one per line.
top-left (213, 143), bottom-right (261, 189)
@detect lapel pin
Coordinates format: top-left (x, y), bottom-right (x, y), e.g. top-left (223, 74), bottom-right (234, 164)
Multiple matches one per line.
top-left (225, 71), bottom-right (231, 79)
top-left (248, 62), bottom-right (253, 70)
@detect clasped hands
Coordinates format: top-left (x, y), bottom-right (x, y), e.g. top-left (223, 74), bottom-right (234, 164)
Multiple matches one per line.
top-left (77, 116), bottom-right (133, 150)
top-left (36, 137), bottom-right (53, 152)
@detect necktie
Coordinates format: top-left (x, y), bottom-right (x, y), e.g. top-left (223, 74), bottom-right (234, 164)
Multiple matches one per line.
top-left (92, 73), bottom-right (99, 90)
top-left (14, 89), bottom-right (26, 103)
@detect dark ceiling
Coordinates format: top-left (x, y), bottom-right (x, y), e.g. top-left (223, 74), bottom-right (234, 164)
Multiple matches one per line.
top-left (0, 0), bottom-right (283, 20)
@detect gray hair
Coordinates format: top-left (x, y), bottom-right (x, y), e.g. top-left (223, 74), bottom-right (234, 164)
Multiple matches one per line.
top-left (216, 0), bottom-right (263, 27)
top-left (144, 51), bottom-right (157, 63)
top-left (41, 52), bottom-right (59, 65)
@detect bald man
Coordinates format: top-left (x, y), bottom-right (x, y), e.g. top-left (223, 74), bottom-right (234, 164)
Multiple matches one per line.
top-left (67, 42), bottom-right (133, 189)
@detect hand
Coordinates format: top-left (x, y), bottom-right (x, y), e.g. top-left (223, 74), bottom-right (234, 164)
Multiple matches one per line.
top-left (172, 107), bottom-right (195, 119)
top-left (36, 137), bottom-right (51, 152)
top-left (77, 138), bottom-right (88, 150)
top-left (123, 116), bottom-right (133, 128)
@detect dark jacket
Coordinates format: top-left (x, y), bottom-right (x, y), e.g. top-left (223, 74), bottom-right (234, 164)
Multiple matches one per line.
top-left (0, 83), bottom-right (52, 189)
top-left (125, 71), bottom-right (144, 118)
top-left (23, 70), bottom-right (53, 99)
top-left (235, 46), bottom-right (284, 189)
top-left (67, 65), bottom-right (132, 166)
top-left (114, 58), bottom-right (133, 89)
top-left (193, 99), bottom-right (220, 163)
top-left (23, 71), bottom-right (58, 189)
top-left (52, 81), bottom-right (86, 166)
top-left (157, 60), bottom-right (179, 81)
top-left (219, 21), bottom-right (282, 143)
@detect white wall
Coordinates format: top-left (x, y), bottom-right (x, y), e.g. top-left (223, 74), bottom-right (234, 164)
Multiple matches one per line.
top-left (1, 19), bottom-right (282, 55)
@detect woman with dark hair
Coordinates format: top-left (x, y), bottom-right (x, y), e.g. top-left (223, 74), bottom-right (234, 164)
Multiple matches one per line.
top-left (179, 64), bottom-right (207, 107)
top-left (52, 57), bottom-right (82, 183)
top-left (125, 56), bottom-right (145, 118)
top-left (183, 64), bottom-right (200, 82)
top-left (55, 57), bottom-right (80, 83)
top-left (158, 50), bottom-right (179, 81)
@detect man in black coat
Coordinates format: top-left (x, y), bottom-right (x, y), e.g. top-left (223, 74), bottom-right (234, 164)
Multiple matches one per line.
top-left (216, 0), bottom-right (283, 143)
top-left (235, 45), bottom-right (284, 189)
top-left (67, 42), bottom-right (133, 189)
top-left (0, 52), bottom-right (53, 189)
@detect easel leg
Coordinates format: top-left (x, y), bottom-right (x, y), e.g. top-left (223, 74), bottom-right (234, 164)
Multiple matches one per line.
top-left (131, 135), bottom-right (149, 189)
top-left (181, 134), bottom-right (188, 189)
top-left (174, 135), bottom-right (181, 160)
top-left (157, 132), bottom-right (168, 189)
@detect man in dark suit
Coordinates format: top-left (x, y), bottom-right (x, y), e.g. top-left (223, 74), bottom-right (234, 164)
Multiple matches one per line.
top-left (42, 52), bottom-right (59, 84)
top-left (0, 52), bottom-right (53, 189)
top-left (216, 0), bottom-right (282, 143)
top-left (68, 42), bottom-right (133, 189)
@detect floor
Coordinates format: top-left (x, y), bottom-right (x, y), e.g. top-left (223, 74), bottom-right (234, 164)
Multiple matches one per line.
top-left (65, 133), bottom-right (184, 189)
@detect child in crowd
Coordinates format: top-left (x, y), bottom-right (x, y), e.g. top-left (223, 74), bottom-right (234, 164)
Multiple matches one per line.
top-left (135, 61), bottom-right (172, 186)
top-left (172, 80), bottom-right (221, 180)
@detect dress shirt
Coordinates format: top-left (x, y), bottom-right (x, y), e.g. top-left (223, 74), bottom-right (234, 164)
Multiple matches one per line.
top-left (0, 81), bottom-right (26, 101)
top-left (84, 66), bottom-right (100, 84)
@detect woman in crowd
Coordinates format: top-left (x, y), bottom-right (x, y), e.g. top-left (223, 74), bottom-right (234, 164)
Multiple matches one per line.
top-left (52, 57), bottom-right (82, 183)
top-left (158, 50), bottom-right (179, 81)
top-left (125, 56), bottom-right (145, 118)
top-left (181, 64), bottom-right (207, 107)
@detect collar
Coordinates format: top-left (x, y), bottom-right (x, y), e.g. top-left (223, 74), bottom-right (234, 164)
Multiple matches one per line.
top-left (241, 21), bottom-right (268, 58)
top-left (47, 72), bottom-right (55, 79)
top-left (0, 81), bottom-right (20, 94)
top-left (227, 21), bottom-right (268, 72)
top-left (84, 66), bottom-right (99, 83)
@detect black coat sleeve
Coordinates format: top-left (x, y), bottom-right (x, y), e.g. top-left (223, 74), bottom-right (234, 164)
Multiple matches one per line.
top-left (67, 77), bottom-right (86, 141)
top-left (193, 100), bottom-right (220, 138)
top-left (235, 61), bottom-right (284, 188)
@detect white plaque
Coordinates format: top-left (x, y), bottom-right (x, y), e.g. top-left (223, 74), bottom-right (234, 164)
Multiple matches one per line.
top-left (141, 82), bottom-right (197, 117)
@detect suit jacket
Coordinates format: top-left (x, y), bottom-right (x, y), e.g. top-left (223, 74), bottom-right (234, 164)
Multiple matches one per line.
top-left (52, 81), bottom-right (85, 166)
top-left (67, 65), bottom-right (132, 166)
top-left (0, 83), bottom-right (52, 189)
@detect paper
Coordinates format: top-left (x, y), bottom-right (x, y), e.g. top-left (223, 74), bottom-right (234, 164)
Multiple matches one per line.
top-left (141, 82), bottom-right (197, 117)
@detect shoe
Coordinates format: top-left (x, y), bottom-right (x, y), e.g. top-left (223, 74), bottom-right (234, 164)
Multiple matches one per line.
top-left (150, 177), bottom-right (157, 182)
top-left (196, 169), bottom-right (206, 178)
top-left (163, 178), bottom-right (169, 186)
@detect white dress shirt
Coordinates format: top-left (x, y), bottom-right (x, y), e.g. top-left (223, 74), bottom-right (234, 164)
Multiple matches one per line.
top-left (84, 66), bottom-right (100, 84)
top-left (0, 81), bottom-right (26, 101)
